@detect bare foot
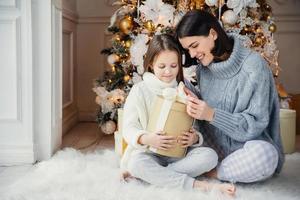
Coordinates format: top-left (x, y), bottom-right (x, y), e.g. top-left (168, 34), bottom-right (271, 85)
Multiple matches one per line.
top-left (215, 182), bottom-right (236, 196)
top-left (194, 180), bottom-right (236, 196)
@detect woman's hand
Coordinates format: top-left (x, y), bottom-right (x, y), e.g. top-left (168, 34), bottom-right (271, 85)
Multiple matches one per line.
top-left (139, 131), bottom-right (176, 150)
top-left (186, 96), bottom-right (215, 122)
top-left (178, 128), bottom-right (199, 148)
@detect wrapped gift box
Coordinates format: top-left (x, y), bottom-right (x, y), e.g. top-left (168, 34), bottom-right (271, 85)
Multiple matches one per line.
top-left (147, 95), bottom-right (193, 158)
top-left (114, 131), bottom-right (127, 156)
top-left (280, 109), bottom-right (296, 154)
top-left (114, 109), bottom-right (127, 156)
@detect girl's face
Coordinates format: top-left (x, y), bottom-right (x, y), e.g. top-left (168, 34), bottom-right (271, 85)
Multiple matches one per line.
top-left (179, 29), bottom-right (217, 66)
top-left (152, 50), bottom-right (179, 83)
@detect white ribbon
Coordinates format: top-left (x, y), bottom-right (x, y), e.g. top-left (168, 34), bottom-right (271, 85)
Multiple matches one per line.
top-left (154, 82), bottom-right (188, 132)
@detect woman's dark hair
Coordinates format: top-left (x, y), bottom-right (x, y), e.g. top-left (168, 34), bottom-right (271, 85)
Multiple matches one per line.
top-left (175, 10), bottom-right (233, 66)
top-left (144, 34), bottom-right (184, 82)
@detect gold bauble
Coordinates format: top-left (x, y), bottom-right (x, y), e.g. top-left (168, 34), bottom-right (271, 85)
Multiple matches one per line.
top-left (144, 20), bottom-right (155, 32)
top-left (119, 16), bottom-right (133, 34)
top-left (256, 27), bottom-right (263, 33)
top-left (125, 40), bottom-right (132, 48)
top-left (124, 75), bottom-right (131, 82)
top-left (255, 36), bottom-right (266, 46)
top-left (269, 23), bottom-right (277, 33)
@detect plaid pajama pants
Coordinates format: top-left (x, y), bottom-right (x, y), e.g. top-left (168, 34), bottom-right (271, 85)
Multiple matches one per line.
top-left (217, 140), bottom-right (279, 183)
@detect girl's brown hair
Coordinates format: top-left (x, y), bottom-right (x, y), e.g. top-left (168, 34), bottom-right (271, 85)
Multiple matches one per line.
top-left (143, 34), bottom-right (184, 82)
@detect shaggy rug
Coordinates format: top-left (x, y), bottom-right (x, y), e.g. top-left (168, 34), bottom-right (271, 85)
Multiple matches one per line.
top-left (0, 148), bottom-right (299, 200)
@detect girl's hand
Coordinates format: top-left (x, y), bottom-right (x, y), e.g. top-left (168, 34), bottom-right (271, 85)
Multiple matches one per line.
top-left (139, 131), bottom-right (176, 150)
top-left (178, 128), bottom-right (199, 148)
top-left (186, 96), bottom-right (215, 122)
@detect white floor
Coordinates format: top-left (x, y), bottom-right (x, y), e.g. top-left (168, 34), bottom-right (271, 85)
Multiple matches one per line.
top-left (0, 122), bottom-right (299, 191)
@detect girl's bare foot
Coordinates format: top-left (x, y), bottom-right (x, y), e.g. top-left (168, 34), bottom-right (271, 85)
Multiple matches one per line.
top-left (193, 180), bottom-right (236, 196)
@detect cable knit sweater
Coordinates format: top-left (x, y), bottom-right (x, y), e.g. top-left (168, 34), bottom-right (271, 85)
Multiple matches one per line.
top-left (185, 34), bottom-right (284, 173)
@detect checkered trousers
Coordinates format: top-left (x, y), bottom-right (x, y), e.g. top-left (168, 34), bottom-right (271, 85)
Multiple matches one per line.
top-left (217, 140), bottom-right (279, 183)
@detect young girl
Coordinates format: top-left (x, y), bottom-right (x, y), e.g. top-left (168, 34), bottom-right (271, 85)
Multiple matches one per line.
top-left (120, 34), bottom-right (235, 195)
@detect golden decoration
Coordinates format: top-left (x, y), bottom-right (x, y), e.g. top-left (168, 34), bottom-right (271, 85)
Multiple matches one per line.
top-left (125, 40), bottom-right (132, 48)
top-left (144, 20), bottom-right (155, 32)
top-left (256, 27), bottom-right (263, 34)
top-left (119, 16), bottom-right (133, 34)
top-left (255, 36), bottom-right (265, 46)
top-left (269, 23), bottom-right (277, 33)
top-left (124, 75), bottom-right (131, 82)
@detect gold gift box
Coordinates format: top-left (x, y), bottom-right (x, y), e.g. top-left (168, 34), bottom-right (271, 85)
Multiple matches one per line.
top-left (114, 131), bottom-right (128, 156)
top-left (147, 95), bottom-right (194, 158)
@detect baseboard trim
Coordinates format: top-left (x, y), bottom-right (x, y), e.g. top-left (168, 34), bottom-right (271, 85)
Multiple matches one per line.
top-left (0, 144), bottom-right (35, 166)
top-left (63, 109), bottom-right (78, 136)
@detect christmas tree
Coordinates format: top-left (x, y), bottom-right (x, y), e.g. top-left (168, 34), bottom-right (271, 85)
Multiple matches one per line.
top-left (93, 0), bottom-right (284, 134)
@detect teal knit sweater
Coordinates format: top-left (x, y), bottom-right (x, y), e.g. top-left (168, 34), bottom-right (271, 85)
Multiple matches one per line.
top-left (186, 34), bottom-right (284, 173)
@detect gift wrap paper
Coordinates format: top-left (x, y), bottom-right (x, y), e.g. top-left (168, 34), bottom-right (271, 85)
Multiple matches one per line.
top-left (147, 95), bottom-right (193, 158)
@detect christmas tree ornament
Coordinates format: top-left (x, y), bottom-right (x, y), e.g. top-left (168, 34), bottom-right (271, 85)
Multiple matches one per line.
top-left (124, 75), bottom-right (131, 82)
top-left (144, 20), bottom-right (155, 32)
top-left (269, 23), bottom-right (277, 33)
top-left (222, 10), bottom-right (238, 25)
top-left (119, 16), bottom-right (133, 34)
top-left (254, 35), bottom-right (265, 46)
top-left (256, 27), bottom-right (263, 34)
top-left (125, 40), bottom-right (132, 48)
top-left (107, 54), bottom-right (120, 65)
top-left (101, 120), bottom-right (117, 135)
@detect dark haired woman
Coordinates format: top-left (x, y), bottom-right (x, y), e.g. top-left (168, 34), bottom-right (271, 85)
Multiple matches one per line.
top-left (120, 34), bottom-right (235, 195)
top-left (176, 10), bottom-right (284, 184)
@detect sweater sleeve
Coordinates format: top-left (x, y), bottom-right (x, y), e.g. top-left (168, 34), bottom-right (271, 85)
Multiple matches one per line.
top-left (210, 58), bottom-right (272, 142)
top-left (122, 85), bottom-right (149, 149)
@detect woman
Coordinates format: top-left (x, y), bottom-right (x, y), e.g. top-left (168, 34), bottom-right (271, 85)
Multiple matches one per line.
top-left (176, 10), bottom-right (284, 183)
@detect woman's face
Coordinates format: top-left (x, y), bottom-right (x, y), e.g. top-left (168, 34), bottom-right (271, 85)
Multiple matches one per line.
top-left (152, 50), bottom-right (179, 83)
top-left (179, 30), bottom-right (217, 66)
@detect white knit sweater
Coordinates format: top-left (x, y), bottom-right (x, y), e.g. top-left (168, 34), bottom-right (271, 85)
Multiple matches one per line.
top-left (120, 72), bottom-right (203, 169)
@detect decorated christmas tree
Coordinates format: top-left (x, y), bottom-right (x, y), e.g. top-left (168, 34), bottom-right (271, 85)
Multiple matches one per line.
top-left (93, 0), bottom-right (285, 134)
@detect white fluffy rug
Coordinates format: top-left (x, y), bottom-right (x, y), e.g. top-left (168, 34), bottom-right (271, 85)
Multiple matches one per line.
top-left (1, 148), bottom-right (300, 200)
